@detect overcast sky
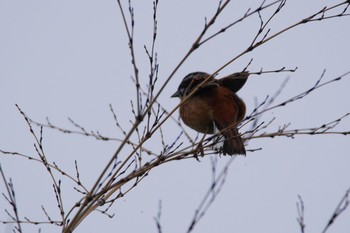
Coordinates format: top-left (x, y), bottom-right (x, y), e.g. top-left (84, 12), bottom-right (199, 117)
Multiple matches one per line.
top-left (1, 0), bottom-right (350, 233)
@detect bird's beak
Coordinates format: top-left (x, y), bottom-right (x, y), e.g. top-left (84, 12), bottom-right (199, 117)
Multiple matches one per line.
top-left (171, 91), bottom-right (180, 98)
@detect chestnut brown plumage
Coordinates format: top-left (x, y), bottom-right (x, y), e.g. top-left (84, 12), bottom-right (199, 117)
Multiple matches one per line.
top-left (171, 72), bottom-right (248, 155)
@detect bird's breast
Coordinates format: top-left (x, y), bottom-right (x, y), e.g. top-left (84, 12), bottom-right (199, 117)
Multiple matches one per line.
top-left (179, 96), bottom-right (215, 134)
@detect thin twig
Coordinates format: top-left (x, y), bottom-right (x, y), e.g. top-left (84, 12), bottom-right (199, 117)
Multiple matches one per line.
top-left (0, 164), bottom-right (23, 233)
top-left (322, 188), bottom-right (350, 233)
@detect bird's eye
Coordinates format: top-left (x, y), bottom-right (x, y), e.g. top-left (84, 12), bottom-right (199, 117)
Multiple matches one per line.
top-left (177, 87), bottom-right (185, 96)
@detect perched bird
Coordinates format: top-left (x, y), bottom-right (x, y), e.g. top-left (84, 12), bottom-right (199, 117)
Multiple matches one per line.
top-left (171, 72), bottom-right (248, 155)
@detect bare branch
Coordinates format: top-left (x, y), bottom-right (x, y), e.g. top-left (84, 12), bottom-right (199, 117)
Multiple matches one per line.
top-left (211, 1), bottom-right (350, 76)
top-left (0, 165), bottom-right (22, 233)
top-left (296, 195), bottom-right (306, 233)
top-left (322, 188), bottom-right (350, 233)
top-left (187, 156), bottom-right (235, 233)
top-left (15, 104), bottom-right (67, 228)
top-left (117, 0), bottom-right (141, 117)
top-left (249, 70), bottom-right (350, 120)
top-left (154, 200), bottom-right (163, 233)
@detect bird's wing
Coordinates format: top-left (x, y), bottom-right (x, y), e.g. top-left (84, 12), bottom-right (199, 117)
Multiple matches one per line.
top-left (218, 72), bottom-right (249, 93)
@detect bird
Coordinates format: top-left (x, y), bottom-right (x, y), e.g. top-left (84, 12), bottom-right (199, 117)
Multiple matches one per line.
top-left (171, 71), bottom-right (248, 155)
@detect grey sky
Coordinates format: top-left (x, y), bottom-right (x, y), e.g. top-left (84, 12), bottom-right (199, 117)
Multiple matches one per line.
top-left (1, 0), bottom-right (350, 232)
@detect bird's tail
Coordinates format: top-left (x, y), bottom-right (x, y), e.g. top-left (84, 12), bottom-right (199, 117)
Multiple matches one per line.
top-left (222, 127), bottom-right (246, 156)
